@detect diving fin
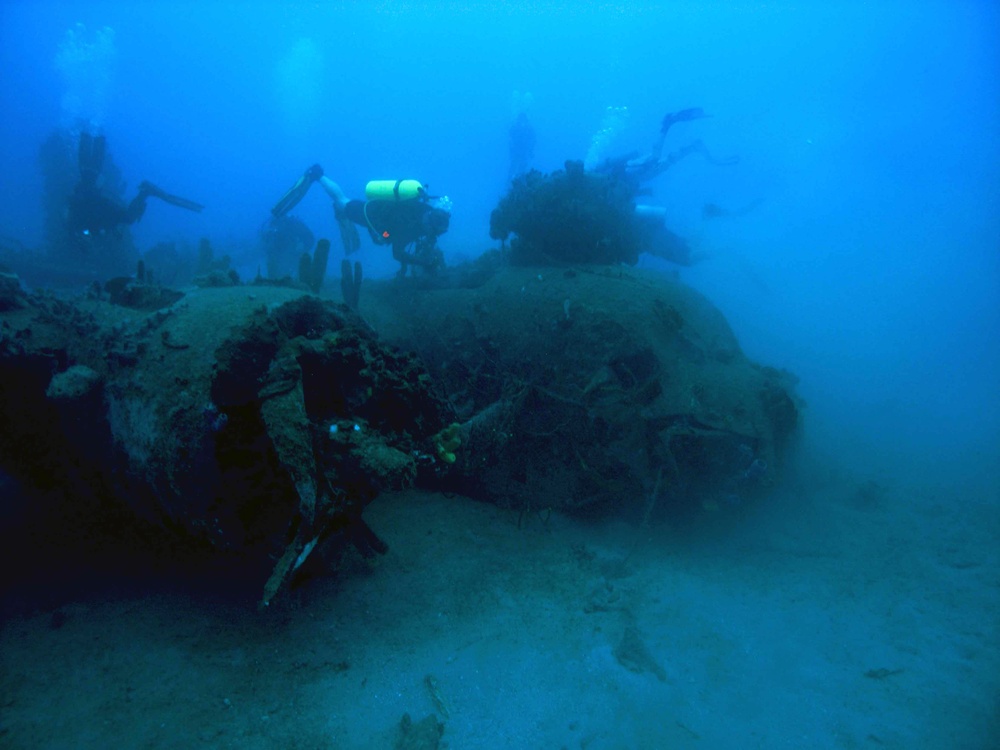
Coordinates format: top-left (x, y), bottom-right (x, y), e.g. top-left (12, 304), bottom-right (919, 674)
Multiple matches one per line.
top-left (78, 132), bottom-right (92, 168)
top-left (139, 181), bottom-right (205, 212)
top-left (337, 214), bottom-right (361, 255)
top-left (78, 133), bottom-right (105, 186)
top-left (674, 107), bottom-right (708, 122)
top-left (661, 107), bottom-right (709, 133)
top-left (271, 174), bottom-right (312, 217)
top-left (271, 165), bottom-right (324, 218)
top-left (690, 140), bottom-right (739, 167)
top-left (91, 135), bottom-right (107, 172)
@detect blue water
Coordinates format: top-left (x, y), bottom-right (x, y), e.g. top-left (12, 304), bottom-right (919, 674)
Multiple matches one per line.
top-left (1, 2), bottom-right (997, 748)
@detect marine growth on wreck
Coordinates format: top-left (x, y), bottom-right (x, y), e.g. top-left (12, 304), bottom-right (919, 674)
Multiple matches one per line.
top-left (0, 159), bottom-right (800, 607)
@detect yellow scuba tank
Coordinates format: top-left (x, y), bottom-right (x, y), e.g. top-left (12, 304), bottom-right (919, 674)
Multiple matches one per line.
top-left (365, 179), bottom-right (426, 201)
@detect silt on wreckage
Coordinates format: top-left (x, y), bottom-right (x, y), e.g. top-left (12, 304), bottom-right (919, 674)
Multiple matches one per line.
top-left (0, 161), bottom-right (800, 607)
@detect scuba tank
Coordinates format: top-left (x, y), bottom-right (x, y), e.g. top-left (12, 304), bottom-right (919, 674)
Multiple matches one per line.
top-left (365, 179), bottom-right (426, 201)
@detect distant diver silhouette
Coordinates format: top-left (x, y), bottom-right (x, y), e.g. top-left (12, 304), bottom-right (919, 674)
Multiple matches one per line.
top-left (702, 198), bottom-right (763, 220)
top-left (67, 133), bottom-right (204, 238)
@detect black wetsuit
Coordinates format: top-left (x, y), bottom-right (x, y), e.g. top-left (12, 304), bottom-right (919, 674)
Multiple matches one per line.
top-left (66, 134), bottom-right (202, 242)
top-left (67, 185), bottom-right (146, 237)
top-left (344, 199), bottom-right (437, 263)
top-left (68, 133), bottom-right (146, 236)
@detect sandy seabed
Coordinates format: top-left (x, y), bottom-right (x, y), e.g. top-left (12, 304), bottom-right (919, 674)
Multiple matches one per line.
top-left (1, 465), bottom-right (998, 750)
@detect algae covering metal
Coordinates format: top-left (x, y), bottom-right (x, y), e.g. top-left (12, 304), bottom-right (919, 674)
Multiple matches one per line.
top-left (0, 282), bottom-right (451, 606)
top-left (364, 266), bottom-right (799, 518)
top-left (0, 264), bottom-right (799, 603)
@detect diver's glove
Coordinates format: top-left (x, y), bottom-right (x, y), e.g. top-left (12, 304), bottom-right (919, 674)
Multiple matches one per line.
top-left (306, 164), bottom-right (324, 182)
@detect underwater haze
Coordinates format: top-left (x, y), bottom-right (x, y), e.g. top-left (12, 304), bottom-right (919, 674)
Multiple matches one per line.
top-left (1, 0), bottom-right (996, 487)
top-left (1, 1), bottom-right (998, 748)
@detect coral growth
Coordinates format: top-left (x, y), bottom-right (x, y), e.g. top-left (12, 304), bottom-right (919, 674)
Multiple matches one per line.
top-left (490, 161), bottom-right (643, 266)
top-left (298, 238), bottom-right (330, 294)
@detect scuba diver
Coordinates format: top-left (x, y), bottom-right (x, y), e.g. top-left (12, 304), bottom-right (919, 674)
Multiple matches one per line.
top-left (271, 165), bottom-right (452, 277)
top-left (593, 108), bottom-right (739, 266)
top-left (597, 107), bottom-right (740, 185)
top-left (508, 111), bottom-right (536, 182)
top-left (634, 204), bottom-right (697, 265)
top-left (67, 133), bottom-right (204, 240)
top-left (261, 214), bottom-right (315, 279)
top-left (702, 197), bottom-right (764, 221)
